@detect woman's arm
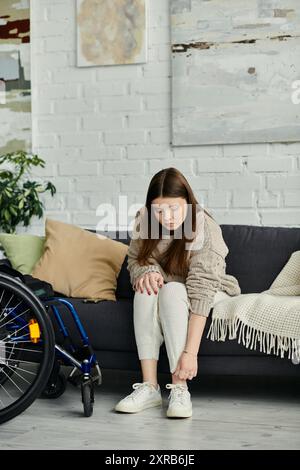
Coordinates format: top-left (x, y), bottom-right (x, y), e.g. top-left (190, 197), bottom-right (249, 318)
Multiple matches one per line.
top-left (183, 216), bottom-right (227, 354)
top-left (185, 246), bottom-right (224, 317)
top-left (175, 214), bottom-right (239, 379)
top-left (184, 313), bottom-right (207, 356)
top-left (183, 243), bottom-right (225, 358)
top-left (174, 313), bottom-right (206, 380)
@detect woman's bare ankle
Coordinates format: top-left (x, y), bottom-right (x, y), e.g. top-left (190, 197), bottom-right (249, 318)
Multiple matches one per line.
top-left (171, 374), bottom-right (187, 387)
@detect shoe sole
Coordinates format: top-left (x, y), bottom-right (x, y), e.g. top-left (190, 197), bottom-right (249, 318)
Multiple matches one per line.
top-left (114, 399), bottom-right (162, 413)
top-left (167, 408), bottom-right (192, 418)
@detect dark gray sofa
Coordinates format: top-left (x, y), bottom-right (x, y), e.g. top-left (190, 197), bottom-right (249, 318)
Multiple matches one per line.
top-left (3, 224), bottom-right (300, 377)
top-left (45, 225), bottom-right (300, 377)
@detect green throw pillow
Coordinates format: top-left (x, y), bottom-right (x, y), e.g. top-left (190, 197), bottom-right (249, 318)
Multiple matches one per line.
top-left (0, 233), bottom-right (46, 274)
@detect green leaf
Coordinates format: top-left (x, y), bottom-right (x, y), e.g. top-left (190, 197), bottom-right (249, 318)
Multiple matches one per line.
top-left (4, 209), bottom-right (11, 222)
top-left (18, 199), bottom-right (24, 209)
top-left (9, 206), bottom-right (18, 216)
top-left (0, 149), bottom-right (56, 232)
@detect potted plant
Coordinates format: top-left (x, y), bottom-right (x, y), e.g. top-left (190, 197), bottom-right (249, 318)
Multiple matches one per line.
top-left (0, 150), bottom-right (56, 235)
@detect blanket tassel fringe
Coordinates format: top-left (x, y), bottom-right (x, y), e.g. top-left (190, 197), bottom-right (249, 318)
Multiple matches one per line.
top-left (207, 316), bottom-right (299, 361)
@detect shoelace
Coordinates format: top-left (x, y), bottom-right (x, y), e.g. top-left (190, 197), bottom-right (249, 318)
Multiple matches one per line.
top-left (125, 382), bottom-right (157, 400)
top-left (166, 384), bottom-right (189, 405)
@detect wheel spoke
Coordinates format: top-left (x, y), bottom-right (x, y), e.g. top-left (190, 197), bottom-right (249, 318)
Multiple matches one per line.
top-left (0, 382), bottom-right (13, 400)
top-left (1, 322), bottom-right (31, 343)
top-left (0, 367), bottom-right (24, 394)
top-left (0, 307), bottom-right (30, 329)
top-left (1, 357), bottom-right (41, 366)
top-left (4, 363), bottom-right (32, 385)
top-left (4, 345), bottom-right (42, 354)
top-left (0, 294), bottom-right (15, 322)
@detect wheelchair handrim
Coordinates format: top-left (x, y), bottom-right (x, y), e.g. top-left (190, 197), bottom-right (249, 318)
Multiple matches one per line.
top-left (0, 274), bottom-right (55, 424)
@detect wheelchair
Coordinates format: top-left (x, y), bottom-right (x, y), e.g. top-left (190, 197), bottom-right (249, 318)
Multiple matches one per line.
top-left (0, 272), bottom-right (102, 425)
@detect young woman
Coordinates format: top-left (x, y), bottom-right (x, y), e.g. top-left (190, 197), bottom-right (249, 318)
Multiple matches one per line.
top-left (114, 167), bottom-right (241, 418)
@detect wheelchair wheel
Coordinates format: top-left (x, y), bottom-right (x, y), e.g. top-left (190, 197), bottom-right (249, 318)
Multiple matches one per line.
top-left (41, 371), bottom-right (67, 399)
top-left (0, 273), bottom-right (55, 424)
top-left (81, 380), bottom-right (94, 417)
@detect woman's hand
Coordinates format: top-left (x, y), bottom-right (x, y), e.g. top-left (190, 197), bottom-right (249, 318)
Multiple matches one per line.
top-left (173, 351), bottom-right (198, 381)
top-left (134, 272), bottom-right (164, 295)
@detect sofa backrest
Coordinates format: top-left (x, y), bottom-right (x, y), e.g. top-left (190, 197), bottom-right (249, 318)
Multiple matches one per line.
top-left (220, 224), bottom-right (300, 294)
top-left (88, 225), bottom-right (300, 298)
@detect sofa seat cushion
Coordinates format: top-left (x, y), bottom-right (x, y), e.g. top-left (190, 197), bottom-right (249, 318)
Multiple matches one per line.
top-left (49, 297), bottom-right (271, 358)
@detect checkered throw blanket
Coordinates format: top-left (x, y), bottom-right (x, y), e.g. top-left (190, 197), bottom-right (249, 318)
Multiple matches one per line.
top-left (206, 251), bottom-right (300, 363)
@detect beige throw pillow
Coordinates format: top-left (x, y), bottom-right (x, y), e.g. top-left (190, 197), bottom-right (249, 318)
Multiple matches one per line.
top-left (31, 218), bottom-right (128, 300)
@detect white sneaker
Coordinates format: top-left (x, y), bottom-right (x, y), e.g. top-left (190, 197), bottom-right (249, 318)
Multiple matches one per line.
top-left (166, 384), bottom-right (193, 418)
top-left (114, 382), bottom-right (162, 413)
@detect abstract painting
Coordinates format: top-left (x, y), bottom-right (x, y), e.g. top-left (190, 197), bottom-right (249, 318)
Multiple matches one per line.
top-left (76, 0), bottom-right (147, 67)
top-left (0, 0), bottom-right (31, 154)
top-left (171, 0), bottom-right (300, 146)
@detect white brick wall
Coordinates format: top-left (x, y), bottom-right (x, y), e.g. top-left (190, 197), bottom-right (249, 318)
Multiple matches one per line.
top-left (28, 0), bottom-right (300, 234)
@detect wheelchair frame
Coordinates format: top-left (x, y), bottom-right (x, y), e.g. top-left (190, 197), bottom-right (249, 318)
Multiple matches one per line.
top-left (43, 297), bottom-right (102, 410)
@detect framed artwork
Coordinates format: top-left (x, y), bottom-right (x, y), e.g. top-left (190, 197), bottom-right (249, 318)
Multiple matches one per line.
top-left (76, 0), bottom-right (147, 67)
top-left (171, 0), bottom-right (300, 146)
top-left (0, 0), bottom-right (31, 154)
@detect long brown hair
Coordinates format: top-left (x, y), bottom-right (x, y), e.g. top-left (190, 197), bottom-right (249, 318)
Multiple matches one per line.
top-left (136, 167), bottom-right (214, 279)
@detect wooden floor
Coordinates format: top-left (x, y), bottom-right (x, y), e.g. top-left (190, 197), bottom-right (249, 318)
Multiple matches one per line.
top-left (0, 368), bottom-right (300, 450)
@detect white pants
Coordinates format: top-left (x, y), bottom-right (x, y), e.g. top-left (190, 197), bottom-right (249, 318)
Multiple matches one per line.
top-left (133, 281), bottom-right (230, 374)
